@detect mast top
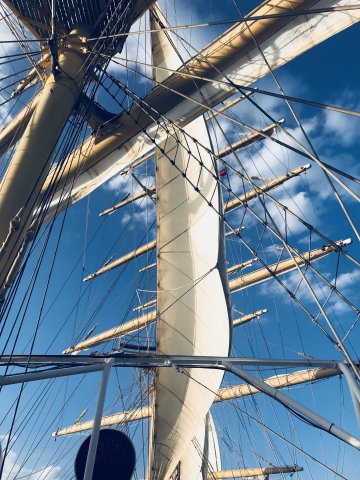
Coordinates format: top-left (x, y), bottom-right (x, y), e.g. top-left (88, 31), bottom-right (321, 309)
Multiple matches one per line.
top-left (1, 0), bottom-right (149, 52)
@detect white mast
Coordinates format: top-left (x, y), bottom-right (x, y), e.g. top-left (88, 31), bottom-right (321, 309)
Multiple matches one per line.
top-left (149, 5), bottom-right (231, 479)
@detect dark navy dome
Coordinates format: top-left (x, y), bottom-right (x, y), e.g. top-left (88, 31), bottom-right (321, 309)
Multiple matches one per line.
top-left (75, 429), bottom-right (136, 480)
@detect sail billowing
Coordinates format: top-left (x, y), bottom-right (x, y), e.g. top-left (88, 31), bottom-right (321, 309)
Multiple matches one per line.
top-left (149, 5), bottom-right (231, 479)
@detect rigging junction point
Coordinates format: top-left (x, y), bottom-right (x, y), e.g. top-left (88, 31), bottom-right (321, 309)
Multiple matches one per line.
top-left (0, 0), bottom-right (359, 479)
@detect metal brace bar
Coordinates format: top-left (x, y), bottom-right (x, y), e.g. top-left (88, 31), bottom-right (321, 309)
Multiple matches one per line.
top-left (83, 358), bottom-right (114, 480)
top-left (338, 362), bottom-right (360, 426)
top-left (223, 362), bottom-right (360, 451)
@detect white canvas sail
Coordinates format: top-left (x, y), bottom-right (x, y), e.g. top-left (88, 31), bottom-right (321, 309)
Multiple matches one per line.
top-left (38, 0), bottom-right (360, 219)
top-left (0, 1), bottom-right (360, 479)
top-left (179, 414), bottom-right (222, 480)
top-left (149, 6), bottom-right (231, 479)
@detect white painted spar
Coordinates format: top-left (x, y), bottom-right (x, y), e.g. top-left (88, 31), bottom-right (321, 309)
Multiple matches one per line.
top-left (149, 6), bottom-right (230, 480)
top-left (43, 0), bottom-right (360, 219)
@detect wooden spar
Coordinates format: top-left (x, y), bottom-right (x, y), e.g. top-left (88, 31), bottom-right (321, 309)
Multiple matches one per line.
top-left (229, 239), bottom-right (351, 294)
top-left (133, 299), bottom-right (156, 312)
top-left (81, 239), bottom-right (346, 350)
top-left (205, 92), bottom-right (254, 121)
top-left (83, 240), bottom-right (156, 282)
top-left (84, 165), bottom-right (309, 282)
top-left (139, 262), bottom-right (156, 273)
top-left (232, 309), bottom-right (267, 327)
top-left (52, 406), bottom-right (152, 436)
top-left (121, 150), bottom-right (156, 174)
top-left (62, 310), bottom-right (156, 354)
top-left (63, 307), bottom-right (266, 354)
top-left (133, 257), bottom-right (260, 313)
top-left (132, 258), bottom-right (260, 314)
top-left (11, 53), bottom-right (51, 98)
top-left (225, 227), bottom-right (245, 237)
top-left (53, 367), bottom-right (340, 434)
top-left (224, 164), bottom-right (310, 213)
top-left (99, 186), bottom-right (156, 217)
top-left (74, 239), bottom-right (347, 354)
top-left (99, 162), bottom-right (308, 219)
top-left (0, 0), bottom-right (156, 302)
top-left (217, 120), bottom-right (284, 159)
top-left (131, 306), bottom-right (265, 337)
top-left (214, 367), bottom-right (340, 401)
top-left (227, 259), bottom-right (258, 275)
top-left (124, 257), bottom-right (260, 314)
top-left (38, 0), bottom-right (360, 215)
top-left (210, 466), bottom-right (303, 478)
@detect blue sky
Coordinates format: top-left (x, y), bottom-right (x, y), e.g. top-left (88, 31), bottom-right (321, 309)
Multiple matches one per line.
top-left (0, 1), bottom-right (359, 479)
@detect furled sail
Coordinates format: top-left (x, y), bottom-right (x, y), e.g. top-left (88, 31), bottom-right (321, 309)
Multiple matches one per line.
top-left (149, 5), bottom-right (231, 479)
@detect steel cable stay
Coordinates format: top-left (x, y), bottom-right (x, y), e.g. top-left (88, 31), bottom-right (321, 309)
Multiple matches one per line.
top-left (100, 69), bottom-right (350, 271)
top-left (229, 0), bottom-right (360, 242)
top-left (221, 158), bottom-right (360, 320)
top-left (102, 78), bottom-right (360, 376)
top-left (229, 324), bottom-right (306, 477)
top-left (7, 381), bottom-right (87, 479)
top-left (107, 55), bottom-right (360, 120)
top-left (0, 55), bottom-right (117, 475)
top-left (239, 394), bottom-right (298, 480)
top-left (100, 73), bottom-right (360, 322)
top-left (84, 4), bottom-right (360, 41)
top-left (0, 6), bottom-right (44, 77)
top-left (127, 13), bottom-right (360, 206)
top-left (98, 69), bottom-right (360, 273)
top-left (0, 90), bottom-right (94, 335)
top-left (178, 366), bottom-right (347, 479)
top-left (89, 110), bottom-right (354, 362)
top-left (0, 0), bottom-right (141, 316)
top-left (5, 383), bottom-right (65, 479)
top-left (0, 96), bottom-right (93, 312)
top-left (7, 348), bottom-right (139, 479)
top-left (0, 2), bottom-right (359, 477)
top-left (0, 200), bottom-right (149, 373)
top-left (0, 201), bottom-right (77, 477)
top-left (1, 353), bottom-right (359, 474)
top-left (0, 3), bottom-right (355, 44)
top-left (105, 56), bottom-right (360, 210)
top-left (15, 376), bottom-right (114, 479)
top-left (0, 0), bottom-right (139, 331)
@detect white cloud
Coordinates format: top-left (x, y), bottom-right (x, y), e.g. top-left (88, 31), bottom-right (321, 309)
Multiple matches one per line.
top-left (103, 173), bottom-right (156, 227)
top-left (120, 197), bottom-right (156, 228)
top-left (264, 189), bottom-right (317, 236)
top-left (1, 448), bottom-right (62, 480)
top-left (333, 269), bottom-right (360, 291)
top-left (105, 172), bottom-right (155, 195)
top-left (260, 261), bottom-right (360, 319)
top-left (323, 110), bottom-right (359, 147)
top-left (323, 91), bottom-right (360, 147)
top-left (108, 13), bottom-right (152, 83)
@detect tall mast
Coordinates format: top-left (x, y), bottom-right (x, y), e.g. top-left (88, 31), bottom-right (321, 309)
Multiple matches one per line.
top-left (0, 25), bottom-right (90, 289)
top-left (149, 5), bottom-right (231, 479)
top-left (0, 0), bottom-right (156, 300)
